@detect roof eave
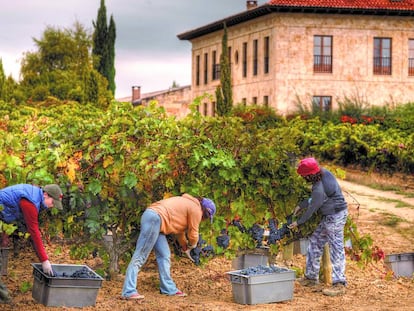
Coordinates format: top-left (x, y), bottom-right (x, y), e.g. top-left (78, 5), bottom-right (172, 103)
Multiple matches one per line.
top-left (177, 4), bottom-right (414, 41)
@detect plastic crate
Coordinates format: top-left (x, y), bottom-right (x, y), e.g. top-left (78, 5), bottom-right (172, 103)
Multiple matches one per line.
top-left (0, 248), bottom-right (9, 276)
top-left (227, 266), bottom-right (295, 305)
top-left (293, 238), bottom-right (309, 255)
top-left (232, 252), bottom-right (269, 270)
top-left (31, 263), bottom-right (104, 307)
top-left (385, 253), bottom-right (414, 277)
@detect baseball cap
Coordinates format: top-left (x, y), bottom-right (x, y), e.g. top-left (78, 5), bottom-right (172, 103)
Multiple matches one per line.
top-left (201, 198), bottom-right (216, 223)
top-left (44, 184), bottom-right (63, 210)
top-left (297, 157), bottom-right (321, 176)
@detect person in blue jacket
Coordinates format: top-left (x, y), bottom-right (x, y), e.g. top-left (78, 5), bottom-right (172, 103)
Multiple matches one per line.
top-left (0, 183), bottom-right (63, 303)
top-left (288, 158), bottom-right (348, 297)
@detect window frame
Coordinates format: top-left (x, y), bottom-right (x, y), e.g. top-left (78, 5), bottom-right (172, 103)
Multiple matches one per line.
top-left (253, 39), bottom-right (258, 76)
top-left (242, 42), bottom-right (248, 78)
top-left (313, 35), bottom-right (333, 73)
top-left (264, 36), bottom-right (269, 74)
top-left (312, 96), bottom-right (332, 112)
top-left (373, 37), bottom-right (392, 75)
top-left (409, 39), bottom-right (414, 76)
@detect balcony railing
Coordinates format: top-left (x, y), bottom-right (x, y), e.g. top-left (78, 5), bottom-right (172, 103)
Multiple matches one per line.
top-left (373, 57), bottom-right (391, 75)
top-left (409, 58), bottom-right (414, 76)
top-left (314, 55), bottom-right (332, 73)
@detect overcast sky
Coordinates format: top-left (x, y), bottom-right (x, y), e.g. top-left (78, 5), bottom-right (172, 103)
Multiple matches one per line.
top-left (0, 0), bottom-right (267, 99)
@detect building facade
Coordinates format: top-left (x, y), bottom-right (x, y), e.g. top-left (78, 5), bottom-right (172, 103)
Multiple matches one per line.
top-left (178, 0), bottom-right (414, 116)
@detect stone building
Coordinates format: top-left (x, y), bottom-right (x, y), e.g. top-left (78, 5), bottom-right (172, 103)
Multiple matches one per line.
top-left (177, 0), bottom-right (414, 116)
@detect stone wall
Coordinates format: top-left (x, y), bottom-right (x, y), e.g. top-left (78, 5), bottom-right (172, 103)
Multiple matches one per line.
top-left (190, 13), bottom-right (414, 115)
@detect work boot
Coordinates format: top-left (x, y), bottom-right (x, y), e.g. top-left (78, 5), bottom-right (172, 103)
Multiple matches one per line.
top-left (322, 282), bottom-right (346, 296)
top-left (297, 277), bottom-right (323, 292)
top-left (298, 277), bottom-right (319, 287)
top-left (0, 282), bottom-right (11, 304)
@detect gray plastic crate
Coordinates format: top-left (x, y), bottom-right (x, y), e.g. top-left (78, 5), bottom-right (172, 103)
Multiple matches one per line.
top-left (293, 238), bottom-right (309, 255)
top-left (32, 263), bottom-right (104, 307)
top-left (227, 266), bottom-right (295, 305)
top-left (385, 253), bottom-right (414, 277)
top-left (231, 248), bottom-right (269, 270)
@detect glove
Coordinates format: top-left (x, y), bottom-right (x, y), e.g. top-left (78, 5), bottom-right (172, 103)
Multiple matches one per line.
top-left (293, 206), bottom-right (301, 216)
top-left (184, 249), bottom-right (194, 262)
top-left (42, 260), bottom-right (54, 276)
top-left (188, 244), bottom-right (197, 250)
top-left (287, 221), bottom-right (298, 230)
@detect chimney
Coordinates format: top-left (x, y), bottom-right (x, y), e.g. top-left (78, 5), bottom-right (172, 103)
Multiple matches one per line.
top-left (132, 85), bottom-right (141, 102)
top-left (246, 0), bottom-right (258, 10)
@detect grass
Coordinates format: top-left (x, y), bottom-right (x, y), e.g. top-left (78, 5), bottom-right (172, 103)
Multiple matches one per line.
top-left (344, 170), bottom-right (414, 198)
top-left (373, 197), bottom-right (413, 209)
top-left (379, 213), bottom-right (403, 227)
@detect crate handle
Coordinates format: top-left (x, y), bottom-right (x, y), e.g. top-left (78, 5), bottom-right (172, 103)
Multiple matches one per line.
top-left (230, 274), bottom-right (243, 284)
top-left (33, 268), bottom-right (45, 283)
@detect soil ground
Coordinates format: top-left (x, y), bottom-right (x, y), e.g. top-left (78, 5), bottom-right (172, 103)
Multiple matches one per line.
top-left (1, 169), bottom-right (413, 311)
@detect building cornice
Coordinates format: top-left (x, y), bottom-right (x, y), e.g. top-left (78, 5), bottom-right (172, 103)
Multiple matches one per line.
top-left (177, 3), bottom-right (414, 41)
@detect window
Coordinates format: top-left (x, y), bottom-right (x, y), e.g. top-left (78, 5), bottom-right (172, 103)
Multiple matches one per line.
top-left (204, 53), bottom-right (208, 84)
top-left (243, 42), bottom-right (248, 77)
top-left (203, 102), bottom-right (208, 115)
top-left (409, 39), bottom-right (414, 76)
top-left (212, 102), bottom-right (216, 116)
top-left (314, 35), bottom-right (332, 73)
top-left (212, 51), bottom-right (220, 80)
top-left (253, 39), bottom-right (258, 76)
top-left (196, 55), bottom-right (200, 86)
top-left (242, 98), bottom-right (247, 106)
top-left (312, 96), bottom-right (332, 111)
top-left (263, 95), bottom-right (269, 106)
top-left (264, 36), bottom-right (269, 74)
top-left (252, 96), bottom-right (257, 105)
top-left (374, 38), bottom-right (392, 75)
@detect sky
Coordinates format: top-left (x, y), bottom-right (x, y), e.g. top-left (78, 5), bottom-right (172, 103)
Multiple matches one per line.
top-left (0, 0), bottom-right (267, 99)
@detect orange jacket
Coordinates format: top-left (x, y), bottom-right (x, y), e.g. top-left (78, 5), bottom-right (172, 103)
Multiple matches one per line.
top-left (148, 194), bottom-right (202, 248)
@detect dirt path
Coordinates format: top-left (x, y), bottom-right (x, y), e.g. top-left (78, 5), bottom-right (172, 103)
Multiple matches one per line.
top-left (338, 179), bottom-right (414, 222)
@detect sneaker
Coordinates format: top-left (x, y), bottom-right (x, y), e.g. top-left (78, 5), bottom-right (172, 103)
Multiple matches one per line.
top-left (322, 283), bottom-right (346, 296)
top-left (174, 290), bottom-right (187, 297)
top-left (121, 293), bottom-right (145, 300)
top-left (298, 277), bottom-right (319, 287)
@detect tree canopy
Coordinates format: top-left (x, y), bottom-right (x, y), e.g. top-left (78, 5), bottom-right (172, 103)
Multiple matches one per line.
top-left (19, 22), bottom-right (111, 106)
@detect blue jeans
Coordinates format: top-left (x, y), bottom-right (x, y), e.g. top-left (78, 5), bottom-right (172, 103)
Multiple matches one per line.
top-left (305, 209), bottom-right (348, 285)
top-left (121, 209), bottom-right (178, 297)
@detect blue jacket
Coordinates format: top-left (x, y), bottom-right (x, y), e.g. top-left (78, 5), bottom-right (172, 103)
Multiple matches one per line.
top-left (0, 184), bottom-right (46, 223)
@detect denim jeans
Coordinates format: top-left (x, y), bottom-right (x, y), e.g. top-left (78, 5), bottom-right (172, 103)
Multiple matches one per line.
top-left (305, 209), bottom-right (348, 285)
top-left (121, 209), bottom-right (178, 297)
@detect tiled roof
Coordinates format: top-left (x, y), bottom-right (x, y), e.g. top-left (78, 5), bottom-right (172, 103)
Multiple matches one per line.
top-left (178, 0), bottom-right (414, 41)
top-left (268, 0), bottom-right (414, 10)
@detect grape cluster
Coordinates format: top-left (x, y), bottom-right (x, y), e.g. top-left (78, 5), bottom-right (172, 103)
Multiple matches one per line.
top-left (267, 214), bottom-right (293, 245)
top-left (52, 267), bottom-right (100, 279)
top-left (231, 219), bottom-right (246, 233)
top-left (248, 224), bottom-right (265, 248)
top-left (238, 264), bottom-right (290, 276)
top-left (230, 215), bottom-right (295, 247)
top-left (216, 229), bottom-right (230, 249)
top-left (189, 234), bottom-right (215, 266)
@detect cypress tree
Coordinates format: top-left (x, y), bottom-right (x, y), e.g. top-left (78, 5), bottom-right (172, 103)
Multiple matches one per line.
top-left (0, 59), bottom-right (5, 100)
top-left (92, 0), bottom-right (108, 75)
top-left (107, 15), bottom-right (116, 96)
top-left (217, 23), bottom-right (233, 116)
top-left (92, 0), bottom-right (116, 97)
